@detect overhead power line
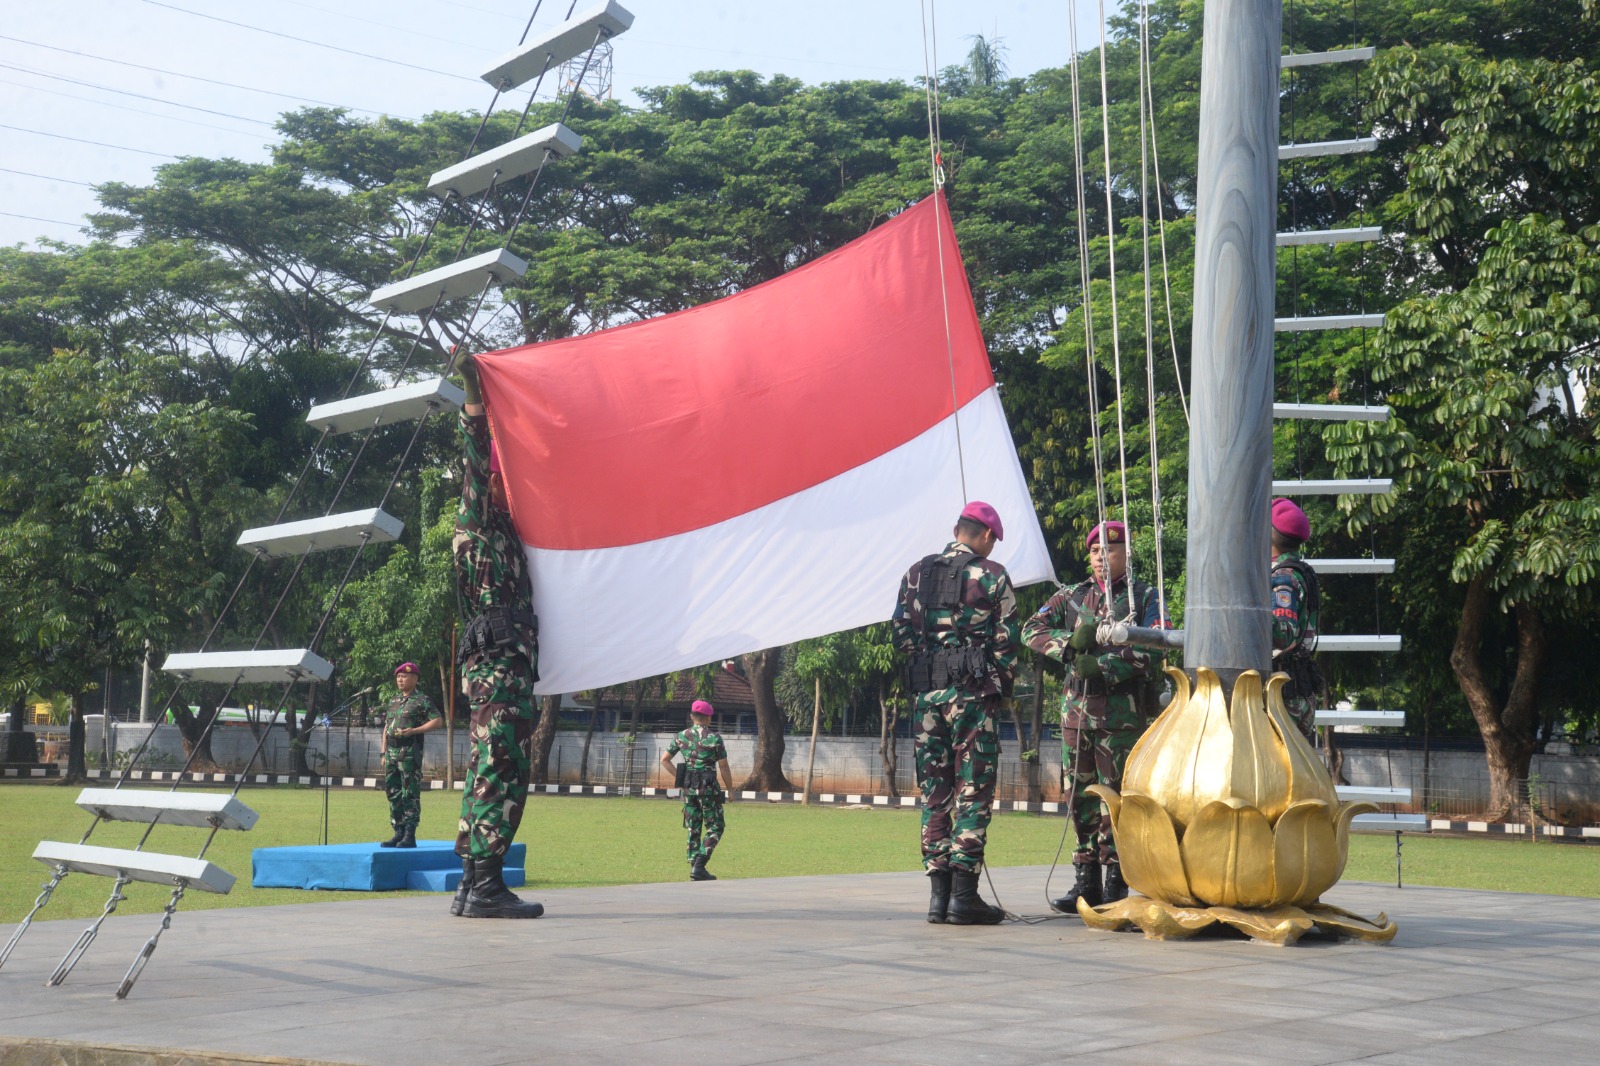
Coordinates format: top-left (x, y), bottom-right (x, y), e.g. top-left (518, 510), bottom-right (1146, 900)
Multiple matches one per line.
top-left (0, 61), bottom-right (274, 127)
top-left (0, 73), bottom-right (268, 139)
top-left (0, 33), bottom-right (401, 117)
top-left (0, 122), bottom-right (179, 158)
top-left (0, 210), bottom-right (84, 228)
top-left (0, 166), bottom-right (95, 187)
top-left (138, 0), bottom-right (483, 83)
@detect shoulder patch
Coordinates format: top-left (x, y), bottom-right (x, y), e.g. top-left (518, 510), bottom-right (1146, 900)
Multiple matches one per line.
top-left (1273, 586), bottom-right (1294, 609)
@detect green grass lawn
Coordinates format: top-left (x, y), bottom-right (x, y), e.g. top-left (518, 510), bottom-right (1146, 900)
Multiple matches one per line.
top-left (1, 783), bottom-right (1596, 922)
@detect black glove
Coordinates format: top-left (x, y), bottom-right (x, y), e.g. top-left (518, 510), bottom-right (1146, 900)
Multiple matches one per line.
top-left (458, 352), bottom-right (482, 405)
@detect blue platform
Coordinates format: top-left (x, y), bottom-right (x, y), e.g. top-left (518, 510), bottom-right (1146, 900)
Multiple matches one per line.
top-left (404, 866), bottom-right (524, 892)
top-left (252, 840), bottom-right (527, 892)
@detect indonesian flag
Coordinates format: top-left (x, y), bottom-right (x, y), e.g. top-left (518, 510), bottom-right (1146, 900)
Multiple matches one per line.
top-left (477, 191), bottom-right (1055, 694)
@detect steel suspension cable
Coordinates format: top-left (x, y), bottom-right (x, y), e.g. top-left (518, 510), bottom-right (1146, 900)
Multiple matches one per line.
top-left (1136, 0), bottom-right (1170, 626)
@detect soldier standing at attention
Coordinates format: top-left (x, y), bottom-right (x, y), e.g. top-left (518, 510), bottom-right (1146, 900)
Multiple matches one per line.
top-left (1270, 498), bottom-right (1323, 744)
top-left (378, 661), bottom-right (442, 849)
top-left (892, 501), bottom-right (1019, 926)
top-left (1022, 520), bottom-right (1165, 915)
top-left (450, 354), bottom-right (544, 919)
top-left (659, 699), bottom-right (734, 882)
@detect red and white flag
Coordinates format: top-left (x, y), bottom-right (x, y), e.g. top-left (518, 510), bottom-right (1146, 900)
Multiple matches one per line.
top-left (477, 192), bottom-right (1055, 694)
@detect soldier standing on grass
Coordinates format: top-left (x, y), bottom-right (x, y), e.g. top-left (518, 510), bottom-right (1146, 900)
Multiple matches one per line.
top-left (1022, 520), bottom-right (1165, 915)
top-left (378, 661), bottom-right (442, 849)
top-left (1270, 498), bottom-right (1324, 744)
top-left (891, 501), bottom-right (1019, 926)
top-left (450, 353), bottom-right (544, 919)
top-left (659, 699), bottom-right (734, 881)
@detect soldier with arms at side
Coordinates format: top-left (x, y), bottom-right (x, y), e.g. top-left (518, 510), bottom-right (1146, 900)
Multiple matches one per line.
top-left (449, 354), bottom-right (545, 919)
top-left (1023, 520), bottom-right (1166, 914)
top-left (378, 661), bottom-right (442, 849)
top-left (1270, 498), bottom-right (1323, 744)
top-left (891, 501), bottom-right (1019, 926)
top-left (659, 699), bottom-right (735, 881)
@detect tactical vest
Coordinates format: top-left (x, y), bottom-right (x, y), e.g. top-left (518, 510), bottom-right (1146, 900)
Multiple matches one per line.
top-left (904, 552), bottom-right (992, 693)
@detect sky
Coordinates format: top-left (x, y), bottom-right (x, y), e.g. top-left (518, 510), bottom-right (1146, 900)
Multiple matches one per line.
top-left (0, 0), bottom-right (1112, 248)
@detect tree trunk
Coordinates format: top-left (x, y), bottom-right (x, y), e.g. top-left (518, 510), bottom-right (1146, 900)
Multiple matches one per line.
top-left (878, 682), bottom-right (899, 800)
top-left (803, 677), bottom-right (821, 803)
top-left (63, 692), bottom-right (87, 784)
top-left (171, 697), bottom-right (222, 773)
top-left (4, 694), bottom-right (38, 764)
top-left (530, 693), bottom-right (560, 785)
top-left (1451, 574), bottom-right (1545, 820)
top-left (579, 701), bottom-right (599, 786)
top-left (737, 647), bottom-right (794, 791)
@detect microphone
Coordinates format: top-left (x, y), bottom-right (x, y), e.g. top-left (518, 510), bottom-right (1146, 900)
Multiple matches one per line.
top-left (349, 686), bottom-right (376, 698)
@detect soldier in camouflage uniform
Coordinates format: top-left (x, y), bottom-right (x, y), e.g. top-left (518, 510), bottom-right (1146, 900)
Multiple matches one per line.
top-left (379, 661), bottom-right (442, 849)
top-left (1270, 498), bottom-right (1323, 744)
top-left (659, 699), bottom-right (735, 881)
top-left (1023, 520), bottom-right (1165, 914)
top-left (450, 354), bottom-right (544, 919)
top-left (892, 501), bottom-right (1019, 926)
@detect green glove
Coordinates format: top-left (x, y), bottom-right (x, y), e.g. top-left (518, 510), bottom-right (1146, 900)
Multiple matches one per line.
top-left (458, 352), bottom-right (482, 405)
top-left (1068, 617), bottom-right (1097, 652)
top-left (1072, 655), bottom-right (1104, 680)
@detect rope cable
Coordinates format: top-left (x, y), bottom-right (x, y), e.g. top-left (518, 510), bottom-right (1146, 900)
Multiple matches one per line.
top-left (1136, 0), bottom-right (1170, 626)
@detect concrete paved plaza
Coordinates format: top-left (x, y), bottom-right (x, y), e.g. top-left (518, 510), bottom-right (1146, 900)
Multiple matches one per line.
top-left (2, 867), bottom-right (1597, 1065)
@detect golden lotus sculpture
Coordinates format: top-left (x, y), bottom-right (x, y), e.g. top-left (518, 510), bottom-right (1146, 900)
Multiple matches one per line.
top-left (1079, 666), bottom-right (1397, 945)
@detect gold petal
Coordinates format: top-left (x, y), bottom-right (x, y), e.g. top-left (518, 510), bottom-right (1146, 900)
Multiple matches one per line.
top-left (1084, 783), bottom-right (1122, 824)
top-left (1264, 673), bottom-right (1338, 807)
top-left (1134, 666), bottom-right (1238, 830)
top-left (1302, 902), bottom-right (1400, 943)
top-left (1333, 800), bottom-right (1379, 872)
top-left (1181, 799), bottom-right (1276, 908)
top-left (1105, 791), bottom-right (1201, 907)
top-left (1125, 665), bottom-right (1190, 781)
top-left (1081, 896), bottom-right (1217, 940)
top-left (1207, 904), bottom-right (1317, 946)
top-left (1226, 671), bottom-right (1291, 822)
top-left (1271, 800), bottom-right (1340, 906)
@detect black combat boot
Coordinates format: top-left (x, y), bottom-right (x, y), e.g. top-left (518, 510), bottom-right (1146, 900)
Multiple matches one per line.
top-left (926, 869), bottom-right (953, 924)
top-left (1102, 861), bottom-right (1128, 903)
top-left (1049, 861), bottom-right (1102, 914)
top-left (379, 830), bottom-right (403, 848)
top-left (397, 827), bottom-right (416, 849)
top-left (946, 868), bottom-right (1005, 925)
top-left (690, 858), bottom-right (716, 881)
top-left (461, 855), bottom-right (545, 919)
top-left (449, 857), bottom-right (474, 917)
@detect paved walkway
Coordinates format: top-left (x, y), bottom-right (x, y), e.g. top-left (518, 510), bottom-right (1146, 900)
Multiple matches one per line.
top-left (2, 868), bottom-right (1598, 1066)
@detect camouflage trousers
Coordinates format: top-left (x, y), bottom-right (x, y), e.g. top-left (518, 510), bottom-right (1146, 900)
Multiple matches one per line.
top-left (682, 787), bottom-right (725, 864)
top-left (914, 694), bottom-right (1000, 873)
top-left (455, 652), bottom-right (535, 861)
top-left (1062, 722), bottom-right (1140, 865)
top-left (381, 742), bottom-right (423, 832)
top-left (1284, 694), bottom-right (1318, 745)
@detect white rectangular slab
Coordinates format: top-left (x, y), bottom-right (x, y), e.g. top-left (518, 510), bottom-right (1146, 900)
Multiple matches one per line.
top-left (306, 377), bottom-right (464, 436)
top-left (369, 249), bottom-right (527, 314)
top-left (480, 1), bottom-right (635, 90)
top-left (162, 649), bottom-right (334, 684)
top-left (33, 841), bottom-right (236, 893)
top-left (76, 789), bottom-right (259, 831)
top-left (428, 123), bottom-right (582, 199)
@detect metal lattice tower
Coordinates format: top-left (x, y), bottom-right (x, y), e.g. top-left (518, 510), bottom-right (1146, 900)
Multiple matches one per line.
top-left (560, 38), bottom-right (613, 99)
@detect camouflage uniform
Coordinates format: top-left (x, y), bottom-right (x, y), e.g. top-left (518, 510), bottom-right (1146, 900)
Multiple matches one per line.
top-left (1271, 550), bottom-right (1323, 743)
top-left (454, 412), bottom-right (540, 862)
top-left (1022, 574), bottom-right (1164, 865)
top-left (382, 690), bottom-right (441, 834)
top-left (892, 541), bottom-right (1019, 874)
top-left (667, 724), bottom-right (728, 866)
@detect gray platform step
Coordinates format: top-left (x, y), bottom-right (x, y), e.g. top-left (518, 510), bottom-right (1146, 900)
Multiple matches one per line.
top-left (481, 0), bottom-right (634, 91)
top-left (237, 508), bottom-right (403, 559)
top-left (32, 842), bottom-right (236, 894)
top-left (306, 377), bottom-right (464, 437)
top-left (1280, 46), bottom-right (1376, 68)
top-left (1275, 313), bottom-right (1386, 331)
top-left (1273, 402), bottom-right (1389, 421)
top-left (1316, 635), bottom-right (1403, 653)
top-left (1276, 225), bottom-right (1382, 246)
top-left (1314, 709), bottom-right (1405, 728)
top-left (162, 649), bottom-right (334, 684)
top-left (428, 122), bottom-right (582, 199)
top-left (1303, 558), bottom-right (1396, 575)
top-left (1336, 785), bottom-right (1413, 805)
top-left (1351, 813), bottom-right (1430, 832)
top-left (1279, 136), bottom-right (1378, 160)
top-left (370, 249), bottom-right (527, 314)
top-left (75, 789), bottom-right (258, 831)
top-left (1271, 478), bottom-right (1393, 495)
